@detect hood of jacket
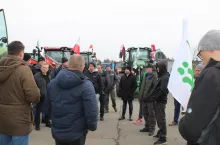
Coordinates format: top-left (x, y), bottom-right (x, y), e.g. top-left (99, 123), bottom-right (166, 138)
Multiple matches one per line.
top-left (56, 69), bottom-right (88, 89)
top-left (0, 55), bottom-right (27, 83)
top-left (156, 61), bottom-right (168, 77)
top-left (34, 64), bottom-right (41, 70)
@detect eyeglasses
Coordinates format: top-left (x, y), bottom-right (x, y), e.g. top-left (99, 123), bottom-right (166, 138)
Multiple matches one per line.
top-left (197, 50), bottom-right (203, 60)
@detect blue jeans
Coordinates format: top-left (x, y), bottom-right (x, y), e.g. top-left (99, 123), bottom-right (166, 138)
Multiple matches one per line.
top-left (0, 133), bottom-right (29, 145)
top-left (174, 98), bottom-right (181, 123)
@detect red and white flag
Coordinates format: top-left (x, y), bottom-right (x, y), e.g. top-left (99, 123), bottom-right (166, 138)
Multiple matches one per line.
top-left (72, 38), bottom-right (80, 54)
top-left (89, 45), bottom-right (93, 50)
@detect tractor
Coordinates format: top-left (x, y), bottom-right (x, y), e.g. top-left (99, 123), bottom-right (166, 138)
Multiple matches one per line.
top-left (118, 45), bottom-right (167, 97)
top-left (0, 9), bottom-right (8, 59)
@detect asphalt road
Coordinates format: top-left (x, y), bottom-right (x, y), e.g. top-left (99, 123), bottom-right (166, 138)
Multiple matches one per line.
top-left (30, 94), bottom-right (187, 145)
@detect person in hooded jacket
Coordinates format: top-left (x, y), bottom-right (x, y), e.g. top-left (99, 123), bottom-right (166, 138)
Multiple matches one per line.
top-left (51, 57), bottom-right (68, 79)
top-left (44, 54), bottom-right (98, 145)
top-left (0, 41), bottom-right (40, 145)
top-left (31, 56), bottom-right (45, 75)
top-left (148, 61), bottom-right (170, 145)
top-left (179, 30), bottom-right (220, 145)
top-left (118, 66), bottom-right (137, 121)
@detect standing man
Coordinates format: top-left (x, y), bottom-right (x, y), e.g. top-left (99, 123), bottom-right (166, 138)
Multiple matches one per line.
top-left (44, 55), bottom-right (98, 145)
top-left (139, 64), bottom-right (157, 136)
top-left (179, 30), bottom-right (220, 145)
top-left (97, 65), bottom-right (110, 121)
top-left (0, 41), bottom-right (40, 145)
top-left (105, 65), bottom-right (118, 113)
top-left (84, 62), bottom-right (102, 95)
top-left (51, 57), bottom-right (68, 79)
top-left (32, 56), bottom-right (45, 75)
top-left (148, 61), bottom-right (169, 145)
top-left (118, 66), bottom-right (137, 121)
top-left (34, 63), bottom-right (52, 130)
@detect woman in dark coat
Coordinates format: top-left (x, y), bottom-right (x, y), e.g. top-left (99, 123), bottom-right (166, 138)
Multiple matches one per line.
top-left (118, 66), bottom-right (137, 121)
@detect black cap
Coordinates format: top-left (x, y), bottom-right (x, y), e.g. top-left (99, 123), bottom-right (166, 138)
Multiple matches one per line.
top-left (89, 62), bottom-right (96, 68)
top-left (38, 57), bottom-right (45, 62)
top-left (62, 57), bottom-right (68, 63)
top-left (23, 53), bottom-right (31, 61)
top-left (126, 66), bottom-right (132, 72)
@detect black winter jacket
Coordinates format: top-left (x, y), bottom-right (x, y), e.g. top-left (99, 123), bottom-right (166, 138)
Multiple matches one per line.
top-left (179, 58), bottom-right (220, 145)
top-left (84, 70), bottom-right (102, 94)
top-left (119, 73), bottom-right (137, 101)
top-left (34, 72), bottom-right (50, 98)
top-left (148, 61), bottom-right (169, 103)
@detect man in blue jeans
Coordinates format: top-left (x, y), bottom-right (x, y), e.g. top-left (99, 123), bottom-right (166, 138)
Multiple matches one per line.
top-left (169, 98), bottom-right (181, 126)
top-left (0, 41), bottom-right (40, 145)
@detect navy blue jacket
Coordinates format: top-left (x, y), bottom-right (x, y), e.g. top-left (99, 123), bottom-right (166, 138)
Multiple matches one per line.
top-left (44, 69), bottom-right (98, 142)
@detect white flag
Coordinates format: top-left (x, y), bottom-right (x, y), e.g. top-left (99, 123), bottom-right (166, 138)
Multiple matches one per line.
top-left (168, 19), bottom-right (194, 111)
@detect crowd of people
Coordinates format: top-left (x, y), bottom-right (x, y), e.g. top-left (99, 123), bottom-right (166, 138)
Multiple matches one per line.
top-left (1, 29), bottom-right (220, 145)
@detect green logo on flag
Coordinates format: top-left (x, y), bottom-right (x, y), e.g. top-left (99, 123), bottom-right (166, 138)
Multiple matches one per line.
top-left (177, 62), bottom-right (194, 92)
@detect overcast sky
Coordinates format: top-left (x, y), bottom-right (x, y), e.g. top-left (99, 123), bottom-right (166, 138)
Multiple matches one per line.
top-left (2, 0), bottom-right (220, 61)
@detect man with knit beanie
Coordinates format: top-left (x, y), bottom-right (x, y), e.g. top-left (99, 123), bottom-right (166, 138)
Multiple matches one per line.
top-left (179, 30), bottom-right (220, 145)
top-left (23, 53), bottom-right (31, 65)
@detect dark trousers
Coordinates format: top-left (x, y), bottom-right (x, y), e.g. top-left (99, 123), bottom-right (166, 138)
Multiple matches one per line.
top-left (143, 102), bottom-right (156, 132)
top-left (155, 102), bottom-right (167, 140)
top-left (138, 99), bottom-right (143, 118)
top-left (35, 97), bottom-right (49, 127)
top-left (122, 100), bottom-right (133, 117)
top-left (99, 94), bottom-right (106, 118)
top-left (174, 98), bottom-right (181, 123)
top-left (105, 89), bottom-right (116, 111)
top-left (55, 135), bottom-right (87, 145)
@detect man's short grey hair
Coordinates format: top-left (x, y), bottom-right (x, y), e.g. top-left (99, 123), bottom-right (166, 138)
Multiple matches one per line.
top-left (196, 64), bottom-right (205, 70)
top-left (68, 54), bottom-right (85, 69)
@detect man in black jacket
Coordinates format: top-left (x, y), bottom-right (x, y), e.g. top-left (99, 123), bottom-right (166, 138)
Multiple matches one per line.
top-left (84, 62), bottom-right (102, 95)
top-left (97, 65), bottom-right (110, 121)
top-left (34, 63), bottom-right (51, 130)
top-left (148, 61), bottom-right (169, 145)
top-left (179, 30), bottom-right (220, 145)
top-left (51, 57), bottom-right (68, 79)
top-left (118, 66), bottom-right (137, 121)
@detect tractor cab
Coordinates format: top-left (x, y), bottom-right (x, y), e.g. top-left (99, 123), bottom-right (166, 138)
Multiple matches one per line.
top-left (80, 51), bottom-right (96, 70)
top-left (0, 9), bottom-right (8, 58)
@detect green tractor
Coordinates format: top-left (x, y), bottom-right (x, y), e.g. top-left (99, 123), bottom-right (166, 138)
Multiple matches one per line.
top-left (0, 9), bottom-right (8, 58)
top-left (118, 45), bottom-right (167, 97)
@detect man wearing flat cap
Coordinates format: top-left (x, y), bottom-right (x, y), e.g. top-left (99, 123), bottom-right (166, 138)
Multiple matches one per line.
top-left (179, 30), bottom-right (220, 145)
top-left (138, 64), bottom-right (157, 136)
top-left (51, 57), bottom-right (68, 79)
